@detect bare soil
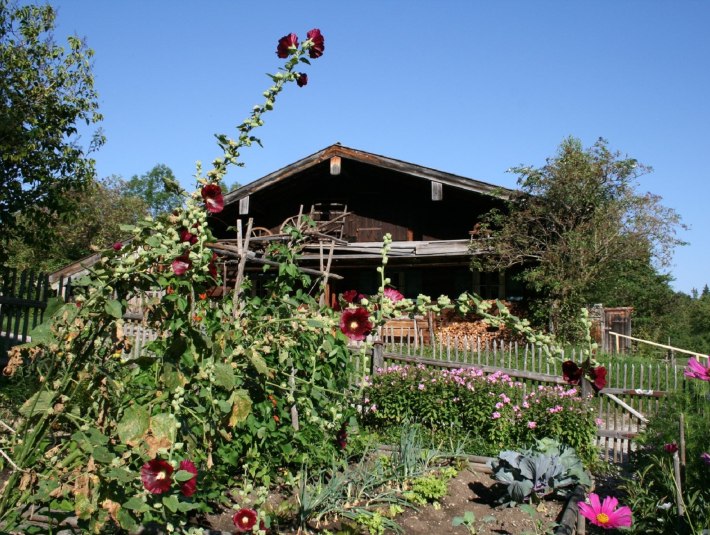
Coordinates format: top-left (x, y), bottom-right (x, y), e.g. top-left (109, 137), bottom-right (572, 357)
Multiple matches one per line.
top-left (204, 465), bottom-right (566, 534)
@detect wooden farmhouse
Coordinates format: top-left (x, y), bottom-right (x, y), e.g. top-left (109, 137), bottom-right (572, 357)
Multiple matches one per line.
top-left (210, 144), bottom-right (525, 305)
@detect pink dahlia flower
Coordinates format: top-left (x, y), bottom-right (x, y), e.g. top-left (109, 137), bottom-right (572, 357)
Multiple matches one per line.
top-left (579, 493), bottom-right (632, 529)
top-left (201, 184), bottom-right (224, 214)
top-left (178, 459), bottom-right (198, 497)
top-left (306, 28), bottom-right (325, 58)
top-left (276, 33), bottom-right (298, 58)
top-left (340, 307), bottom-right (372, 341)
top-left (140, 459), bottom-right (173, 494)
top-left (684, 357), bottom-right (710, 381)
top-left (233, 508), bottom-right (258, 532)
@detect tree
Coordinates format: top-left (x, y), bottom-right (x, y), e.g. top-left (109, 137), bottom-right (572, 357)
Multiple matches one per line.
top-left (0, 1), bottom-right (104, 263)
top-left (124, 164), bottom-right (183, 217)
top-left (4, 176), bottom-right (147, 272)
top-left (473, 137), bottom-right (685, 341)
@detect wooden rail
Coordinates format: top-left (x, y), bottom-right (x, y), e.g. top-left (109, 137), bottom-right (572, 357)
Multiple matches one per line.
top-left (608, 331), bottom-right (708, 361)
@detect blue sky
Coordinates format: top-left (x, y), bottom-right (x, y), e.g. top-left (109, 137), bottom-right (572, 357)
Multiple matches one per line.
top-left (49, 1), bottom-right (709, 295)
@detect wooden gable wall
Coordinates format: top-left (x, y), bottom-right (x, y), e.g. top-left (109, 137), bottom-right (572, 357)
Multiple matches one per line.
top-left (211, 158), bottom-right (505, 242)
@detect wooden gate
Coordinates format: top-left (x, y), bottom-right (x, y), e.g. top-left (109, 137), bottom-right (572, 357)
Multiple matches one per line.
top-left (0, 269), bottom-right (50, 361)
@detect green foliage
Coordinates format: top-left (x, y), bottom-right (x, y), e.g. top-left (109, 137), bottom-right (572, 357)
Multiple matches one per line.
top-left (489, 439), bottom-right (591, 507)
top-left (4, 176), bottom-right (148, 271)
top-left (473, 137), bottom-right (685, 342)
top-left (124, 164), bottom-right (183, 218)
top-left (0, 0), bottom-right (104, 263)
top-left (360, 365), bottom-right (597, 463)
top-left (622, 381), bottom-right (710, 534)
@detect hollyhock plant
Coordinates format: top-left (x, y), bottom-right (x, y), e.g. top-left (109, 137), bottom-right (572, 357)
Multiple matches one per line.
top-left (233, 508), bottom-right (258, 532)
top-left (208, 252), bottom-right (219, 278)
top-left (340, 307), bottom-right (372, 341)
top-left (276, 33), bottom-right (298, 58)
top-left (201, 183), bottom-right (224, 214)
top-left (140, 459), bottom-right (173, 494)
top-left (383, 287), bottom-right (404, 302)
top-left (342, 289), bottom-right (363, 304)
top-left (684, 357), bottom-right (710, 381)
top-left (178, 460), bottom-right (198, 497)
top-left (172, 255), bottom-right (191, 276)
top-left (306, 28), bottom-right (325, 58)
top-left (562, 360), bottom-right (583, 385)
top-left (562, 360), bottom-right (606, 391)
top-left (579, 493), bottom-right (632, 529)
top-left (296, 73), bottom-right (307, 87)
top-left (589, 366), bottom-right (607, 391)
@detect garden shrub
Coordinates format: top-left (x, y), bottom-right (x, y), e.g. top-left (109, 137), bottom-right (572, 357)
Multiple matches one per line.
top-left (360, 364), bottom-right (597, 464)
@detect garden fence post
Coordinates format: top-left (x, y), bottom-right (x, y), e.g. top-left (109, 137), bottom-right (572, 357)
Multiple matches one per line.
top-left (372, 341), bottom-right (384, 375)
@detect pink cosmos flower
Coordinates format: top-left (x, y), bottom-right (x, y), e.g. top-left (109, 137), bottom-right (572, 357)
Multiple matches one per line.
top-left (663, 442), bottom-right (678, 454)
top-left (578, 493), bottom-right (632, 529)
top-left (491, 412), bottom-right (501, 419)
top-left (306, 28), bottom-right (325, 58)
top-left (112, 242), bottom-right (123, 251)
top-left (233, 508), bottom-right (258, 532)
top-left (201, 184), bottom-right (224, 214)
top-left (383, 287), bottom-right (404, 302)
top-left (141, 459), bottom-right (173, 494)
top-left (276, 33), bottom-right (298, 58)
top-left (339, 307), bottom-right (372, 341)
top-left (172, 255), bottom-right (191, 276)
top-left (684, 357), bottom-right (710, 381)
top-left (178, 460), bottom-right (198, 497)
top-left (296, 73), bottom-right (308, 87)
top-left (527, 421), bottom-right (537, 429)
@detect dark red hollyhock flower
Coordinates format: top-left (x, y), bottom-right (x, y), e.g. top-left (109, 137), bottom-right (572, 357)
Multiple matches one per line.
top-left (179, 227), bottom-right (198, 245)
top-left (336, 423), bottom-right (348, 449)
top-left (341, 290), bottom-right (362, 304)
top-left (306, 28), bottom-right (325, 58)
top-left (562, 360), bottom-right (583, 385)
top-left (276, 33), bottom-right (298, 58)
top-left (178, 459), bottom-right (198, 497)
top-left (296, 73), bottom-right (308, 87)
top-left (141, 459), bottom-right (173, 494)
top-left (664, 442), bottom-right (679, 454)
top-left (208, 252), bottom-right (218, 278)
top-left (201, 184), bottom-right (224, 214)
top-left (590, 366), bottom-right (607, 391)
top-left (112, 242), bottom-right (123, 251)
top-left (233, 508), bottom-right (258, 532)
top-left (172, 254), bottom-right (191, 276)
top-left (340, 307), bottom-right (372, 341)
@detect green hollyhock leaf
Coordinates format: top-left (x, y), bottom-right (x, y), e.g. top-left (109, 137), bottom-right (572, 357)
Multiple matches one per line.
top-left (117, 405), bottom-right (150, 445)
top-left (123, 497), bottom-right (149, 512)
top-left (176, 501), bottom-right (198, 512)
top-left (19, 390), bottom-right (55, 417)
top-left (229, 389), bottom-right (252, 427)
top-left (151, 413), bottom-right (178, 444)
top-left (104, 299), bottom-right (123, 318)
top-left (174, 469), bottom-right (196, 482)
top-left (213, 362), bottom-right (236, 390)
top-left (117, 508), bottom-right (138, 531)
top-left (92, 445), bottom-right (115, 464)
top-left (249, 352), bottom-right (269, 376)
top-left (162, 495), bottom-right (179, 513)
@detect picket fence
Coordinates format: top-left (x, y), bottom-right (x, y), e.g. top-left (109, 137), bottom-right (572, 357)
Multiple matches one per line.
top-left (0, 269), bottom-right (50, 360)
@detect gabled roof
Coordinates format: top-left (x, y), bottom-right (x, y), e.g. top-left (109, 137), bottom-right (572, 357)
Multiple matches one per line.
top-left (224, 144), bottom-right (513, 205)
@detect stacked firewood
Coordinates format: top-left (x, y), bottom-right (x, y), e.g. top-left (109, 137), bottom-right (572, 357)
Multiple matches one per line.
top-left (433, 300), bottom-right (527, 347)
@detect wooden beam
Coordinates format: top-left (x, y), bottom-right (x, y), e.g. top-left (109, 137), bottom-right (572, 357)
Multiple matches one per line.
top-left (431, 181), bottom-right (443, 201)
top-left (330, 156), bottom-right (341, 175)
top-left (238, 195), bottom-right (250, 215)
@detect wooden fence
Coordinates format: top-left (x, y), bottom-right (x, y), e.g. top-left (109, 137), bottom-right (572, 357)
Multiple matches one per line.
top-left (0, 269), bottom-right (49, 361)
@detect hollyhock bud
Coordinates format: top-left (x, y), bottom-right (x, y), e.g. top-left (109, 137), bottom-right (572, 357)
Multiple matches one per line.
top-left (296, 73), bottom-right (308, 87)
